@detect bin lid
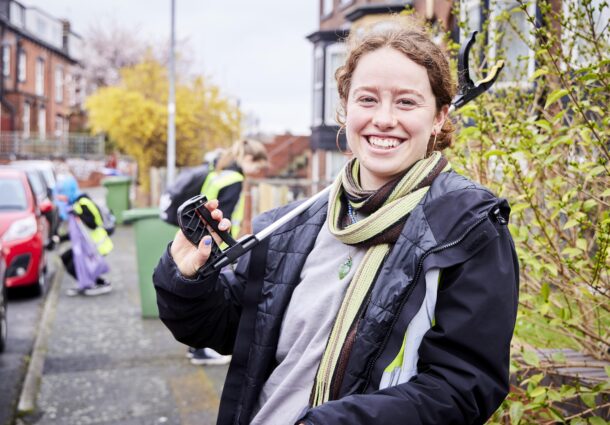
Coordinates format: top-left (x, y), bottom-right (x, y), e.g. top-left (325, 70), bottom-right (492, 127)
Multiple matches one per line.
top-left (102, 176), bottom-right (132, 186)
top-left (122, 208), bottom-right (162, 223)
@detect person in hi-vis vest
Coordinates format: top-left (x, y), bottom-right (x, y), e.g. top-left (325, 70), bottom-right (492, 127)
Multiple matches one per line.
top-left (188, 139), bottom-right (268, 365)
top-left (55, 174), bottom-right (114, 297)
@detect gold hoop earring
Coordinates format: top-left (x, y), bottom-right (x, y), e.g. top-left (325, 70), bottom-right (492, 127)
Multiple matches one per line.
top-left (336, 125), bottom-right (352, 156)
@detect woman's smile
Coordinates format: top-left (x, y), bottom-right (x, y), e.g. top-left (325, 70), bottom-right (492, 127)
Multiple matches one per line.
top-left (365, 135), bottom-right (405, 150)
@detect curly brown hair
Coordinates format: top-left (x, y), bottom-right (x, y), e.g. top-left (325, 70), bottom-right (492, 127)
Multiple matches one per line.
top-left (335, 19), bottom-right (456, 151)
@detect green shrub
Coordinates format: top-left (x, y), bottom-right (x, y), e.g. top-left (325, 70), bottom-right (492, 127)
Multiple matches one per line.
top-left (447, 0), bottom-right (609, 422)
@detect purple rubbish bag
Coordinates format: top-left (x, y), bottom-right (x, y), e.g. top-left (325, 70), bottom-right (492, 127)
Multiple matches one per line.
top-left (68, 214), bottom-right (110, 290)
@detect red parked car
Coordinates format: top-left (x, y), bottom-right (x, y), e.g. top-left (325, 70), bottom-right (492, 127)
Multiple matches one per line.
top-left (0, 168), bottom-right (51, 295)
top-left (0, 241), bottom-right (7, 352)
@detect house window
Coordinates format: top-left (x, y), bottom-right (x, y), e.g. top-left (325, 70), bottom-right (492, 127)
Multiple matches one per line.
top-left (23, 102), bottom-right (30, 137)
top-left (322, 0), bottom-right (334, 17)
top-left (54, 115), bottom-right (63, 137)
top-left (488, 0), bottom-right (536, 86)
top-left (2, 45), bottom-right (10, 77)
top-left (9, 1), bottom-right (24, 28)
top-left (35, 58), bottom-right (45, 96)
top-left (55, 66), bottom-right (63, 102)
top-left (562, 0), bottom-right (610, 66)
top-left (38, 106), bottom-right (46, 138)
top-left (459, 0), bottom-right (482, 37)
top-left (18, 50), bottom-right (26, 82)
top-left (324, 43), bottom-right (346, 126)
top-left (312, 46), bottom-right (324, 126)
top-left (325, 151), bottom-right (349, 181)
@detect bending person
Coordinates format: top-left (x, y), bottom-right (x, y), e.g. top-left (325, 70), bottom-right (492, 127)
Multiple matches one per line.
top-left (55, 174), bottom-right (113, 297)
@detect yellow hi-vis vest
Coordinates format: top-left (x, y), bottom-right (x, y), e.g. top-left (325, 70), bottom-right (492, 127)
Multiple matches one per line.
top-left (73, 198), bottom-right (114, 256)
top-left (200, 169), bottom-right (244, 238)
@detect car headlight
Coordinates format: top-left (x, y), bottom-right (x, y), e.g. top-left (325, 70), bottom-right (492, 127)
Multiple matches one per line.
top-left (2, 216), bottom-right (38, 242)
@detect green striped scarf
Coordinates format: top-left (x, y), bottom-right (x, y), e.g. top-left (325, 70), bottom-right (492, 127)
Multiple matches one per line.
top-left (311, 152), bottom-right (450, 406)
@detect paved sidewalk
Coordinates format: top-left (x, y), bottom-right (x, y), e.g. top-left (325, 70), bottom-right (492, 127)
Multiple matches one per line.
top-left (18, 222), bottom-right (228, 425)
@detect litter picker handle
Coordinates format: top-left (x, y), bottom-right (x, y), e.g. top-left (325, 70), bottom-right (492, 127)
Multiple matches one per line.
top-left (201, 186), bottom-right (331, 276)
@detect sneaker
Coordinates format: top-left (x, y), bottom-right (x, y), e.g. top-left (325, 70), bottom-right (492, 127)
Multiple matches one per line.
top-left (190, 348), bottom-right (231, 366)
top-left (186, 346), bottom-right (196, 359)
top-left (83, 282), bottom-right (112, 296)
top-left (66, 286), bottom-right (85, 297)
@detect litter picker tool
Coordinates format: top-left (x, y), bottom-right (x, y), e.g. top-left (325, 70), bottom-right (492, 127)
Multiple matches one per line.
top-left (178, 30), bottom-right (504, 277)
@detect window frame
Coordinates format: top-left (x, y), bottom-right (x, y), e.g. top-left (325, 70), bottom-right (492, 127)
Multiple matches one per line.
top-left (325, 150), bottom-right (349, 182)
top-left (23, 102), bottom-right (31, 137)
top-left (18, 50), bottom-right (26, 82)
top-left (38, 106), bottom-right (46, 138)
top-left (561, 0), bottom-right (610, 67)
top-left (54, 114), bottom-right (64, 137)
top-left (459, 0), bottom-right (483, 38)
top-left (312, 45), bottom-right (324, 127)
top-left (2, 45), bottom-right (11, 78)
top-left (321, 0), bottom-right (334, 18)
top-left (488, 0), bottom-right (537, 89)
top-left (35, 57), bottom-right (45, 96)
top-left (324, 42), bottom-right (346, 126)
top-left (55, 65), bottom-right (64, 103)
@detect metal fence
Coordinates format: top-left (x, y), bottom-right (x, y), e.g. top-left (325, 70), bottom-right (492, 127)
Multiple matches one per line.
top-left (0, 132), bottom-right (105, 159)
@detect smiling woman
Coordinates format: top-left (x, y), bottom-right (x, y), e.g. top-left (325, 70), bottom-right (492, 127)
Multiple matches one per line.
top-left (154, 17), bottom-right (519, 425)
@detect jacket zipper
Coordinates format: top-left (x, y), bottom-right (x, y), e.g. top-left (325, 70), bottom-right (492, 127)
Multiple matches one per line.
top-left (361, 213), bottom-right (491, 393)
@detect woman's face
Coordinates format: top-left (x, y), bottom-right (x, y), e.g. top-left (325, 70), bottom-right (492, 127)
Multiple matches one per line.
top-left (345, 47), bottom-right (447, 190)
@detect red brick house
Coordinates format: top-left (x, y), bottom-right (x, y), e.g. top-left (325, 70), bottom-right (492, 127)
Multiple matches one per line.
top-left (0, 0), bottom-right (84, 138)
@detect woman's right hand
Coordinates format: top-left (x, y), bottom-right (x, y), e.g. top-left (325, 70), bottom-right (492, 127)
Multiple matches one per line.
top-left (170, 199), bottom-right (232, 278)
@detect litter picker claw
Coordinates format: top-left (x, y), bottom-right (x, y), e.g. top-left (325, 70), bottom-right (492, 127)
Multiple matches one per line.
top-left (449, 30), bottom-right (505, 113)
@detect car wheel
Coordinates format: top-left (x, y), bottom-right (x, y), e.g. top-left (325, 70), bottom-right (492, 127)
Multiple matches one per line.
top-left (0, 287), bottom-right (7, 353)
top-left (32, 253), bottom-right (47, 297)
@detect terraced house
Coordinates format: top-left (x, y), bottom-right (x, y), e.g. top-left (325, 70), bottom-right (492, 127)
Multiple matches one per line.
top-left (0, 0), bottom-right (85, 156)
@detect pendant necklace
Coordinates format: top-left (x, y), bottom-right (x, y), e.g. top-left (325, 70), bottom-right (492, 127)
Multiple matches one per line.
top-left (338, 203), bottom-right (357, 280)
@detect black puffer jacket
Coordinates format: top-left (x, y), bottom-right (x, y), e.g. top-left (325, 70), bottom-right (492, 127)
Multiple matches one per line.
top-left (153, 171), bottom-right (519, 425)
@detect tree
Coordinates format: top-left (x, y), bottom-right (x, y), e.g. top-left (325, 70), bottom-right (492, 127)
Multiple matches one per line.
top-left (81, 21), bottom-right (194, 93)
top-left (86, 57), bottom-right (242, 193)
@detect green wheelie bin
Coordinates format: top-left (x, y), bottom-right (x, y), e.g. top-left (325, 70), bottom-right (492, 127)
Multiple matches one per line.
top-left (102, 176), bottom-right (132, 224)
top-left (122, 208), bottom-right (178, 318)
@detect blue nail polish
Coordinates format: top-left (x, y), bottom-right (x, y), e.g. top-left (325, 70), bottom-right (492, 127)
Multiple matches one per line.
top-left (204, 237), bottom-right (212, 246)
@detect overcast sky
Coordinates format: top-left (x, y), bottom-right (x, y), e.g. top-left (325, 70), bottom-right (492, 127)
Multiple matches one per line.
top-left (25, 0), bottom-right (319, 135)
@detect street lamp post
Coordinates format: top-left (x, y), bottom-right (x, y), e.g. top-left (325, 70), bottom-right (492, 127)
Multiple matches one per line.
top-left (167, 0), bottom-right (176, 184)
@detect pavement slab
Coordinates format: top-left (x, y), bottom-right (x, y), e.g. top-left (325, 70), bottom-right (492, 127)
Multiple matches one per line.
top-left (18, 214), bottom-right (228, 425)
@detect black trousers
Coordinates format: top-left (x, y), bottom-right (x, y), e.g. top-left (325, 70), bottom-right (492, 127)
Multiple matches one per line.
top-left (60, 248), bottom-right (77, 280)
top-left (60, 249), bottom-right (105, 284)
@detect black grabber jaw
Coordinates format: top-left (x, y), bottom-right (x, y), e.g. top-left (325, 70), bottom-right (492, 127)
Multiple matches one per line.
top-left (177, 194), bottom-right (258, 277)
top-left (450, 31), bottom-right (505, 113)
top-left (177, 186), bottom-right (332, 277)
